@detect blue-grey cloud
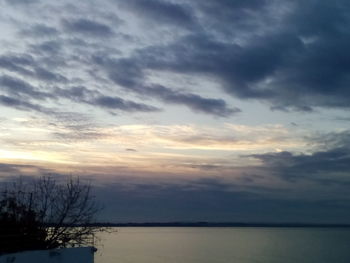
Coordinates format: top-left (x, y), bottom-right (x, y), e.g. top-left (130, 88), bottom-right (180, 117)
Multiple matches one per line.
top-left (0, 74), bottom-right (160, 115)
top-left (95, 177), bottom-right (350, 223)
top-left (3, 0), bottom-right (350, 114)
top-left (30, 40), bottom-right (62, 55)
top-left (93, 55), bottom-right (240, 117)
top-left (118, 0), bottom-right (196, 29)
top-left (146, 85), bottom-right (240, 117)
top-left (92, 96), bottom-right (160, 112)
top-left (0, 53), bottom-right (67, 83)
top-left (4, 0), bottom-right (39, 5)
top-left (62, 18), bottom-right (114, 37)
top-left (250, 132), bottom-right (350, 183)
top-left (0, 163), bottom-right (23, 174)
top-left (0, 95), bottom-right (46, 113)
top-left (1, 166), bottom-right (349, 223)
top-left (104, 0), bottom-right (350, 111)
top-left (0, 163), bottom-right (47, 175)
top-left (34, 67), bottom-right (67, 83)
top-left (0, 54), bottom-right (34, 76)
top-left (193, 0), bottom-right (267, 10)
top-left (53, 86), bottom-right (97, 102)
top-left (2, 0), bottom-right (350, 114)
top-left (20, 24), bottom-right (59, 37)
top-left (0, 74), bottom-right (49, 99)
top-left (53, 86), bottom-right (160, 113)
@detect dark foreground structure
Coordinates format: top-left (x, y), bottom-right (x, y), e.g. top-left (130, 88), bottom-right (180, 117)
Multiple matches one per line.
top-left (0, 177), bottom-right (100, 254)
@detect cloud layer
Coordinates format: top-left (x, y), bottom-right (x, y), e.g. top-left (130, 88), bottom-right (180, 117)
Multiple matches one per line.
top-left (2, 0), bottom-right (349, 117)
top-left (1, 0), bottom-right (350, 222)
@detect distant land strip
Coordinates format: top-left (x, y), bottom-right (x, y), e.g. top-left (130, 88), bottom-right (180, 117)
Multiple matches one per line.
top-left (85, 222), bottom-right (350, 228)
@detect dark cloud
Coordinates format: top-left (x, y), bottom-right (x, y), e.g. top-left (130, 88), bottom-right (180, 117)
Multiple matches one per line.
top-left (93, 55), bottom-right (239, 117)
top-left (310, 131), bottom-right (350, 151)
top-left (53, 86), bottom-right (97, 102)
top-left (0, 163), bottom-right (24, 174)
top-left (95, 178), bottom-right (350, 223)
top-left (103, 0), bottom-right (350, 111)
top-left (0, 74), bottom-right (49, 100)
top-left (62, 18), bottom-right (114, 37)
top-left (250, 134), bottom-right (350, 183)
top-left (20, 24), bottom-right (59, 37)
top-left (0, 53), bottom-right (67, 83)
top-left (0, 163), bottom-right (58, 180)
top-left (0, 95), bottom-right (45, 113)
top-left (129, 31), bottom-right (302, 106)
top-left (92, 96), bottom-right (160, 112)
top-left (1, 164), bottom-right (349, 223)
top-left (118, 0), bottom-right (196, 29)
top-left (146, 85), bottom-right (240, 117)
top-left (4, 0), bottom-right (39, 5)
top-left (0, 163), bottom-right (54, 177)
top-left (54, 85), bottom-right (160, 113)
top-left (2, 0), bottom-right (350, 116)
top-left (194, 0), bottom-right (267, 10)
top-left (30, 40), bottom-right (62, 55)
top-left (188, 0), bottom-right (271, 37)
top-left (92, 56), bottom-right (143, 88)
top-left (0, 69), bottom-right (156, 115)
top-left (0, 54), bottom-right (35, 75)
top-left (126, 148), bottom-right (137, 152)
top-left (34, 67), bottom-right (67, 83)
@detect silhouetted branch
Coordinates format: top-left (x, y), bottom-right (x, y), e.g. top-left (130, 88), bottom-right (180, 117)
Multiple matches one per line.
top-left (0, 176), bottom-right (107, 254)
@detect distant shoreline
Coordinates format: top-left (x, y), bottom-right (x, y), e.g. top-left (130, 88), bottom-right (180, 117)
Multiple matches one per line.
top-left (88, 222), bottom-right (350, 228)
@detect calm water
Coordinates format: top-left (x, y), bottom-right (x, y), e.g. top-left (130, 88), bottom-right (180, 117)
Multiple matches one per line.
top-left (95, 227), bottom-right (350, 263)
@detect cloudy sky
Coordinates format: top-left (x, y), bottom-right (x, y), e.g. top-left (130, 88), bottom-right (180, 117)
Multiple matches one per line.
top-left (1, 0), bottom-right (350, 223)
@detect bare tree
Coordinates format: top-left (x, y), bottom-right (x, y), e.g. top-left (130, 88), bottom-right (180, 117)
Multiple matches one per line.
top-left (0, 176), bottom-right (105, 254)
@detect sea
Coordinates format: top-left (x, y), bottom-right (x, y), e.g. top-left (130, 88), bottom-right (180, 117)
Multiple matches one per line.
top-left (94, 227), bottom-right (350, 263)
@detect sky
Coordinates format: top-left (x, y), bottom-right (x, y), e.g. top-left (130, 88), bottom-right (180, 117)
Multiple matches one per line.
top-left (1, 0), bottom-right (350, 223)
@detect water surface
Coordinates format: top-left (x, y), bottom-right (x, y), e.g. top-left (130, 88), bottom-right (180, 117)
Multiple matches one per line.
top-left (95, 227), bottom-right (350, 263)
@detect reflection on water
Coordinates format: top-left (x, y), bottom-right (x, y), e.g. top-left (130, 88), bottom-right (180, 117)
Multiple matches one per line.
top-left (95, 227), bottom-right (350, 263)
